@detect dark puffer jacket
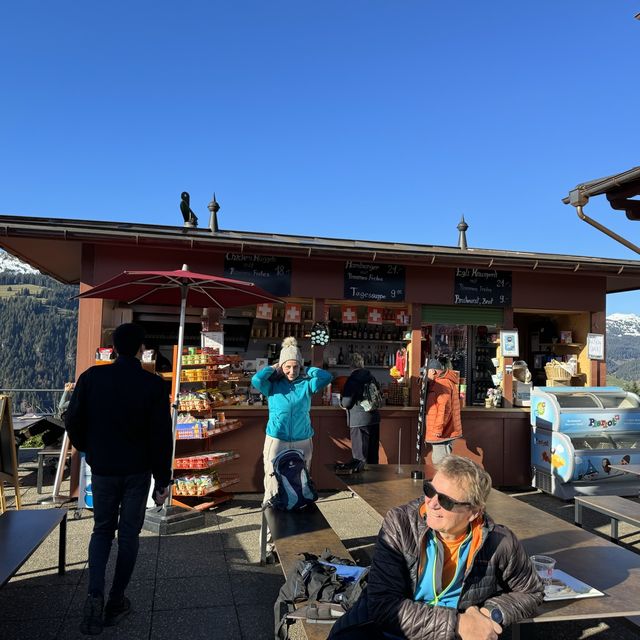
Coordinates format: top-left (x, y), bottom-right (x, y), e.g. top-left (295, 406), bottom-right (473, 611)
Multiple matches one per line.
top-left (340, 368), bottom-right (380, 427)
top-left (330, 498), bottom-right (544, 639)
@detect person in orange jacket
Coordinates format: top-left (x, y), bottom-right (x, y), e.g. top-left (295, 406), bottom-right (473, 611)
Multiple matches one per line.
top-left (425, 358), bottom-right (462, 463)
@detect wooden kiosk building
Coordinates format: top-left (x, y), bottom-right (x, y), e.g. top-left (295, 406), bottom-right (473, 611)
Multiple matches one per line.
top-left (2, 213), bottom-right (640, 491)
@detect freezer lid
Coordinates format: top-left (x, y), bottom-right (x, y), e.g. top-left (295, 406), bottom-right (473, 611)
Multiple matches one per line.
top-left (543, 386), bottom-right (640, 410)
top-left (570, 431), bottom-right (640, 450)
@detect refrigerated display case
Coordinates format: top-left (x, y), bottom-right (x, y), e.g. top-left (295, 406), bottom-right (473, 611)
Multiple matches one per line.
top-left (469, 326), bottom-right (498, 406)
top-left (531, 386), bottom-right (640, 498)
top-left (432, 324), bottom-right (467, 376)
top-left (428, 324), bottom-right (499, 406)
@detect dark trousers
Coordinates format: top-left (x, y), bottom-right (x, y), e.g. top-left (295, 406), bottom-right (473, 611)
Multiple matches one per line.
top-left (88, 471), bottom-right (151, 598)
top-left (350, 424), bottom-right (380, 463)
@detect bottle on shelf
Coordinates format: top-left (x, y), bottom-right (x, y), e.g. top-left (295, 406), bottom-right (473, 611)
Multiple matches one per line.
top-left (338, 347), bottom-right (345, 365)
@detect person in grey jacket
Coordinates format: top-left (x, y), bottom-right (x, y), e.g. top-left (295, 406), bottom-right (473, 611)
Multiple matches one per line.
top-left (329, 455), bottom-right (544, 640)
top-left (337, 353), bottom-right (380, 473)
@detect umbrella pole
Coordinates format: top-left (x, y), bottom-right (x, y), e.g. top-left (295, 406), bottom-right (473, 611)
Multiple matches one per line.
top-left (143, 282), bottom-right (205, 533)
top-left (167, 284), bottom-right (187, 507)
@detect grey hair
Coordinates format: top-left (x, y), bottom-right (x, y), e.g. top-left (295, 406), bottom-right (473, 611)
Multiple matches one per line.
top-left (351, 352), bottom-right (365, 369)
top-left (434, 455), bottom-right (492, 510)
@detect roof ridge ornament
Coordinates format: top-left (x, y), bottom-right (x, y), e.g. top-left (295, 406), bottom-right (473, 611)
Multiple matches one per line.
top-left (457, 215), bottom-right (468, 250)
top-left (208, 193), bottom-right (220, 233)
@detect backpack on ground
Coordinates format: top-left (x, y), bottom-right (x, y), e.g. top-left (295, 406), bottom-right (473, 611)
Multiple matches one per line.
top-left (274, 549), bottom-right (370, 639)
top-left (359, 379), bottom-right (382, 412)
top-left (269, 448), bottom-right (318, 511)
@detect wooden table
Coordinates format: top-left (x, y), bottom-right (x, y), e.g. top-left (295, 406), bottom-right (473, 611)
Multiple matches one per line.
top-left (0, 508), bottom-right (67, 588)
top-left (610, 464), bottom-right (640, 476)
top-left (335, 464), bottom-right (640, 632)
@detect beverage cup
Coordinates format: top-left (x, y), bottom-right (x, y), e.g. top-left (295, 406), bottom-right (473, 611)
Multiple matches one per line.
top-left (530, 555), bottom-right (556, 593)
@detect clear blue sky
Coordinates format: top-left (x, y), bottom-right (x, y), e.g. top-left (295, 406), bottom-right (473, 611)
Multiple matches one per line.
top-left (1, 2), bottom-right (639, 313)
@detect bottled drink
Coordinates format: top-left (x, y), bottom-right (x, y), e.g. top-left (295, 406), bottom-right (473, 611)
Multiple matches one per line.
top-left (338, 347), bottom-right (345, 365)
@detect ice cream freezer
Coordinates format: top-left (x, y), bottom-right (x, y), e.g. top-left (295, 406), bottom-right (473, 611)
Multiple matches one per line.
top-left (530, 386), bottom-right (640, 499)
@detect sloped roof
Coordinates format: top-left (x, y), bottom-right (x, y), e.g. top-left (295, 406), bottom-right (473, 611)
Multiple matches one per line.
top-left (2, 213), bottom-right (640, 294)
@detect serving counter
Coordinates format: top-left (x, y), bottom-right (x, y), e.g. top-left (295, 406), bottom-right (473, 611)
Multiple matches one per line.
top-left (216, 405), bottom-right (531, 492)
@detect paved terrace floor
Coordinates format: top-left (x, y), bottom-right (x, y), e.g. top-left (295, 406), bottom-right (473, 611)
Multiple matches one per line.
top-left (1, 452), bottom-right (640, 640)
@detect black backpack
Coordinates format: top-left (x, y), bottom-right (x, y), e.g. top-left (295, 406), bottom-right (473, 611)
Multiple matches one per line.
top-left (274, 549), bottom-right (369, 639)
top-left (359, 379), bottom-right (383, 412)
top-left (269, 449), bottom-right (318, 511)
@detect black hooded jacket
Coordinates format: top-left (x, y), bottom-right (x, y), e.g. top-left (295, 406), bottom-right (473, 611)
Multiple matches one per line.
top-left (340, 368), bottom-right (381, 427)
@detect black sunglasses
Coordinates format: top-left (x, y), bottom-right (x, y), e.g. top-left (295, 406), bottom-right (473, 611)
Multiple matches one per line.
top-left (423, 480), bottom-right (473, 511)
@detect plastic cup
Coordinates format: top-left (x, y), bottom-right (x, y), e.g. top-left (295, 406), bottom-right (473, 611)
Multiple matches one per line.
top-left (531, 555), bottom-right (556, 591)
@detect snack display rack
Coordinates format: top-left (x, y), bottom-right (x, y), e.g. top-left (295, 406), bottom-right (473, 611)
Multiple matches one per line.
top-left (170, 345), bottom-right (244, 511)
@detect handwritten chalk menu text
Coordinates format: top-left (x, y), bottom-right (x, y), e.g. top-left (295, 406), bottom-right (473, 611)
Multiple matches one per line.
top-left (454, 268), bottom-right (512, 306)
top-left (344, 261), bottom-right (405, 301)
top-left (224, 254), bottom-right (291, 296)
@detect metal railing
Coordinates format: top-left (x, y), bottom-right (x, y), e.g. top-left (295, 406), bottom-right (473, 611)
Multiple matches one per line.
top-left (0, 388), bottom-right (66, 414)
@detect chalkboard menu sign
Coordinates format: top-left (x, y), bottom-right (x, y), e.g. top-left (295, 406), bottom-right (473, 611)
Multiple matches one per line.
top-left (224, 253), bottom-right (291, 297)
top-left (344, 261), bottom-right (405, 302)
top-left (453, 268), bottom-right (512, 306)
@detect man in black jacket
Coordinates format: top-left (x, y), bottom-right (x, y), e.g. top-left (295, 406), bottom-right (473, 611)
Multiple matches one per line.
top-left (65, 323), bottom-right (173, 636)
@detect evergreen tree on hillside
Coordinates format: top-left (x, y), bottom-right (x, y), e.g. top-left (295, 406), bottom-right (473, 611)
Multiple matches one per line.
top-left (0, 273), bottom-right (78, 411)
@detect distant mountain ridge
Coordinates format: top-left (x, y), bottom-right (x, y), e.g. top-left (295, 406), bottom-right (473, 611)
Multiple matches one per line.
top-left (0, 250), bottom-right (40, 275)
top-left (606, 313), bottom-right (640, 383)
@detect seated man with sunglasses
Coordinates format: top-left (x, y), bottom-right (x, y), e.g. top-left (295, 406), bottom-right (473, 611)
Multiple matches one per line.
top-left (329, 455), bottom-right (543, 640)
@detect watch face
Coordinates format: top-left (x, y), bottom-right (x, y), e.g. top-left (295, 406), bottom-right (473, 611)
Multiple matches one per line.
top-left (490, 607), bottom-right (503, 624)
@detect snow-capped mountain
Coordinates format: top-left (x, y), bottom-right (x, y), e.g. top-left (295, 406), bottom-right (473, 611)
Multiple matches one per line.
top-left (0, 250), bottom-right (39, 274)
top-left (606, 313), bottom-right (640, 337)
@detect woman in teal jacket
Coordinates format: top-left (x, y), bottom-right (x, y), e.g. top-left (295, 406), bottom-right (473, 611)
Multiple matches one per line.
top-left (251, 337), bottom-right (332, 558)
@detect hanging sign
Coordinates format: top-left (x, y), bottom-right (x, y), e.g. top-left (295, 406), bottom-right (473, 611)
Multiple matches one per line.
top-left (453, 268), bottom-right (512, 306)
top-left (587, 333), bottom-right (604, 360)
top-left (224, 253), bottom-right (291, 296)
top-left (344, 261), bottom-right (405, 302)
top-left (284, 303), bottom-right (301, 323)
top-left (256, 303), bottom-right (273, 320)
top-left (342, 305), bottom-right (358, 324)
top-left (367, 306), bottom-right (383, 325)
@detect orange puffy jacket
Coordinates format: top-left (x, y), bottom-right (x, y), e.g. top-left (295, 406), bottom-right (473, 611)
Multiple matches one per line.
top-left (425, 369), bottom-right (462, 443)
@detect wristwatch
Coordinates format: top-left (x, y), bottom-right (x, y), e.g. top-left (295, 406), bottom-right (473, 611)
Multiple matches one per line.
top-left (484, 603), bottom-right (504, 625)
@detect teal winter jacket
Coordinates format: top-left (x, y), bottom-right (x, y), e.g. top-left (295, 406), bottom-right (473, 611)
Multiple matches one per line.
top-left (251, 366), bottom-right (333, 441)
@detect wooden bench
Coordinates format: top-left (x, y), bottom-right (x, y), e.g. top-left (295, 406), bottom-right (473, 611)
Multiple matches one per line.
top-left (261, 503), bottom-right (355, 640)
top-left (574, 495), bottom-right (640, 541)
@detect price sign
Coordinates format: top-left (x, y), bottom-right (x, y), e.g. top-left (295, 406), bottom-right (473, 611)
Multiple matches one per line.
top-left (344, 261), bottom-right (405, 302)
top-left (224, 253), bottom-right (291, 296)
top-left (453, 268), bottom-right (512, 306)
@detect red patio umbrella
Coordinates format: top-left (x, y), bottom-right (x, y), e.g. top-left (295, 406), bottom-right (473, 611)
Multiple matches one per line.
top-left (76, 264), bottom-right (281, 510)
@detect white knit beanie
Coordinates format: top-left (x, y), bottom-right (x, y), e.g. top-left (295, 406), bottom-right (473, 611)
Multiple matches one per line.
top-left (279, 337), bottom-right (303, 366)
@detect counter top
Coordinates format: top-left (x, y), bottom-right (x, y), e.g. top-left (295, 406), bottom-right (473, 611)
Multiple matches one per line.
top-left (218, 405), bottom-right (529, 413)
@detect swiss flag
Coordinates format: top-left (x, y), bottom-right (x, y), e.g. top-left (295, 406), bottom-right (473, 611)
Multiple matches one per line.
top-left (395, 308), bottom-right (410, 326)
top-left (342, 305), bottom-right (358, 324)
top-left (284, 303), bottom-right (301, 323)
top-left (368, 307), bottom-right (383, 325)
top-left (256, 303), bottom-right (273, 320)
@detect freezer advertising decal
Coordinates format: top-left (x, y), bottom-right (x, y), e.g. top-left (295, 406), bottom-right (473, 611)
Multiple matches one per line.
top-left (559, 411), bottom-right (640, 433)
top-left (531, 432), bottom-right (573, 483)
top-left (531, 398), bottom-right (556, 430)
top-left (574, 454), bottom-right (635, 483)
